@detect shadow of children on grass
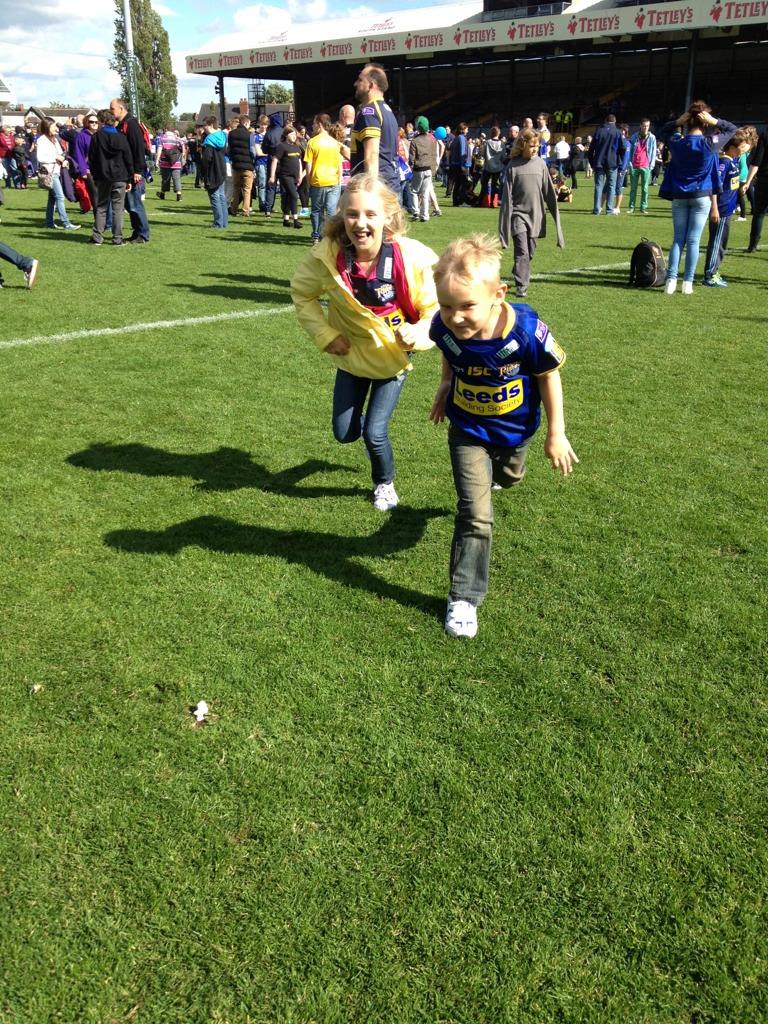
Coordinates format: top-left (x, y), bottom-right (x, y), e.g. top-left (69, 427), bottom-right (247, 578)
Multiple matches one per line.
top-left (67, 444), bottom-right (364, 497)
top-left (104, 507), bottom-right (448, 617)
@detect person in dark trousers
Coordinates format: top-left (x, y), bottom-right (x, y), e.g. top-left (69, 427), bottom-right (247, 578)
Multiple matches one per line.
top-left (262, 112), bottom-right (284, 219)
top-left (87, 108), bottom-right (133, 246)
top-left (449, 123), bottom-right (471, 207)
top-left (109, 97), bottom-right (150, 244)
top-left (587, 115), bottom-right (626, 215)
top-left (744, 128), bottom-right (768, 253)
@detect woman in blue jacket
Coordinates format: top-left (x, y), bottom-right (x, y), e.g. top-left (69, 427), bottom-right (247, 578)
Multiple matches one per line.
top-left (659, 101), bottom-right (737, 294)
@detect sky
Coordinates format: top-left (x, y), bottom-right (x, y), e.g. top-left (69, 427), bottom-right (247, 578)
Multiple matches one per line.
top-left (2, 0), bottom-right (453, 118)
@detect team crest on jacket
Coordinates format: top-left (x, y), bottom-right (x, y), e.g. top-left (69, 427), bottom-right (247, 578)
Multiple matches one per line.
top-left (361, 106), bottom-right (375, 115)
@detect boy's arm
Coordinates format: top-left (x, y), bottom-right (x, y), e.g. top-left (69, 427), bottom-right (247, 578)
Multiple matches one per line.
top-left (429, 355), bottom-right (453, 423)
top-left (538, 369), bottom-right (578, 475)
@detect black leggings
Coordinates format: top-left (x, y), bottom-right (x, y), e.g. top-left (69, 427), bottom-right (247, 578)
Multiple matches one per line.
top-left (280, 175), bottom-right (299, 218)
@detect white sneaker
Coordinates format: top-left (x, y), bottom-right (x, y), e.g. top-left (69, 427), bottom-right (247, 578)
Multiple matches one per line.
top-left (681, 280), bottom-right (693, 295)
top-left (373, 482), bottom-right (398, 511)
top-left (665, 278), bottom-right (677, 295)
top-left (445, 598), bottom-right (478, 638)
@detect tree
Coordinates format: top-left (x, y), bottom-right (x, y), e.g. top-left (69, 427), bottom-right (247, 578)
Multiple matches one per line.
top-left (111, 0), bottom-right (178, 131)
top-left (264, 83), bottom-right (293, 105)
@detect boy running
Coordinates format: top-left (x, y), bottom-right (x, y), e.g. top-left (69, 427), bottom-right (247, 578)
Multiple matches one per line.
top-left (430, 234), bottom-right (577, 638)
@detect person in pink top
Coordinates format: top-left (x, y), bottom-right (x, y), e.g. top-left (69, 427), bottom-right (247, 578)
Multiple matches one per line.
top-left (628, 119), bottom-right (657, 214)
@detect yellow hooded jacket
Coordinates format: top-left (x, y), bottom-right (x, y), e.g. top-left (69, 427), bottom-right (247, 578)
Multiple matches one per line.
top-left (291, 234), bottom-right (439, 380)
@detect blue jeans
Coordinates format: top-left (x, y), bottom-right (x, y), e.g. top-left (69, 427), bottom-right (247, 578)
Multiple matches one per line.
top-left (668, 196), bottom-right (711, 282)
top-left (447, 423), bottom-right (531, 606)
top-left (254, 163), bottom-right (267, 211)
top-left (3, 156), bottom-right (20, 188)
top-left (46, 173), bottom-right (74, 228)
top-left (0, 238), bottom-right (33, 284)
top-left (207, 183), bottom-right (228, 227)
top-left (593, 166), bottom-right (617, 213)
top-left (125, 179), bottom-right (150, 240)
top-left (309, 184), bottom-right (341, 239)
top-left (332, 368), bottom-right (407, 485)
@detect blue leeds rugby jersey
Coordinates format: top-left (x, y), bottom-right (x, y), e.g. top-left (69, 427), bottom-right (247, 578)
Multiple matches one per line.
top-left (430, 303), bottom-right (566, 446)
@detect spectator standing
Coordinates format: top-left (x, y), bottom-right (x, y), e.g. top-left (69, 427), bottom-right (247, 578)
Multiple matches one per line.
top-left (449, 123), bottom-right (472, 207)
top-left (269, 125), bottom-right (305, 230)
top-left (587, 115), bottom-right (626, 214)
top-left (110, 98), bottom-right (151, 245)
top-left (350, 64), bottom-right (400, 194)
top-left (658, 101), bottom-right (737, 293)
top-left (304, 113), bottom-right (343, 242)
top-left (200, 116), bottom-right (228, 229)
top-left (262, 112), bottom-right (284, 220)
top-left (252, 115), bottom-right (269, 212)
top-left (228, 115), bottom-right (255, 217)
top-left (36, 117), bottom-right (80, 231)
top-left (703, 127), bottom-right (756, 286)
top-left (628, 119), bottom-right (657, 214)
top-left (408, 116), bottom-right (438, 222)
top-left (480, 128), bottom-right (505, 208)
top-left (87, 108), bottom-right (133, 246)
top-left (155, 125), bottom-right (185, 201)
top-left (72, 113), bottom-right (99, 210)
top-left (744, 128), bottom-right (768, 253)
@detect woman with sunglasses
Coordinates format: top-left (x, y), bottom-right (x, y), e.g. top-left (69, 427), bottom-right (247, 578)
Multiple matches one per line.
top-left (72, 114), bottom-right (100, 210)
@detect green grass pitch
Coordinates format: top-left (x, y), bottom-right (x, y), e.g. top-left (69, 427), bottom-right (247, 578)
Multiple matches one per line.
top-left (1, 179), bottom-right (766, 1023)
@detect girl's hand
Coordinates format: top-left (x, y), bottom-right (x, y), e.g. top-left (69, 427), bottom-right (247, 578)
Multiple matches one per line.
top-left (394, 323), bottom-right (418, 351)
top-left (325, 335), bottom-right (350, 356)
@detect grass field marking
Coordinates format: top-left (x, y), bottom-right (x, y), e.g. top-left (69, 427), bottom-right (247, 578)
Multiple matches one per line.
top-left (531, 260), bottom-right (630, 280)
top-left (0, 307), bottom-right (292, 351)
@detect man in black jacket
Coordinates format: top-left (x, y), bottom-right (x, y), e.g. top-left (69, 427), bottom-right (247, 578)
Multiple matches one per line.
top-left (88, 109), bottom-right (133, 246)
top-left (109, 97), bottom-right (151, 244)
top-left (228, 115), bottom-right (255, 217)
top-left (262, 112), bottom-right (284, 219)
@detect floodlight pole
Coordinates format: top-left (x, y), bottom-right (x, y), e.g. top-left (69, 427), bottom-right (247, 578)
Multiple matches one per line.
top-left (122, 0), bottom-right (141, 120)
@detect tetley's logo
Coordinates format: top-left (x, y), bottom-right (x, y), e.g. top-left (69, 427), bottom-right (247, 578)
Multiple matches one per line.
top-left (568, 13), bottom-right (620, 34)
top-left (633, 6), bottom-right (694, 28)
top-left (508, 20), bottom-right (554, 40)
top-left (453, 24), bottom-right (497, 45)
top-left (708, 0), bottom-right (768, 21)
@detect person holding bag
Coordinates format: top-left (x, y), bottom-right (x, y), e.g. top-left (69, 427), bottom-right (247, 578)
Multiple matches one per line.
top-left (36, 118), bottom-right (80, 231)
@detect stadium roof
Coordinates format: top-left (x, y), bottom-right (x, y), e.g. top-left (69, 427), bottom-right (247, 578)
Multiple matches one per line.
top-left (186, 0), bottom-right (764, 77)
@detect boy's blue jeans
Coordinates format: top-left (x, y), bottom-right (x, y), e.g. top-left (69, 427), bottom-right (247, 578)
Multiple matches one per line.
top-left (332, 368), bottom-right (407, 485)
top-left (448, 423), bottom-right (531, 607)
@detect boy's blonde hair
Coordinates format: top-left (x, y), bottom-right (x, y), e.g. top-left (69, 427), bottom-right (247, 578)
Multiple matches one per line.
top-left (323, 173), bottom-right (408, 246)
top-left (433, 234), bottom-right (502, 290)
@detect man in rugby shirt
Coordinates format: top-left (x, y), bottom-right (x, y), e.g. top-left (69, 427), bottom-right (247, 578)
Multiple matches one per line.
top-left (350, 64), bottom-right (400, 195)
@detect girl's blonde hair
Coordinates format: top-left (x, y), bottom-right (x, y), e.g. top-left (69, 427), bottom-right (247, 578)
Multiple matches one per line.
top-left (323, 173), bottom-right (408, 246)
top-left (511, 128), bottom-right (541, 159)
top-left (433, 234), bottom-right (502, 289)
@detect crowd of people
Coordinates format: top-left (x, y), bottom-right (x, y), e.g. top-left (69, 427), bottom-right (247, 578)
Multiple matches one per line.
top-left (1, 71), bottom-right (765, 636)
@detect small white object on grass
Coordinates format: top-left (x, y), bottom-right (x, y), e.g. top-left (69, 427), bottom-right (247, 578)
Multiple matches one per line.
top-left (193, 700), bottom-right (209, 723)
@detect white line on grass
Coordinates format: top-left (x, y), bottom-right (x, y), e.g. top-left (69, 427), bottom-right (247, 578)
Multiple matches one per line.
top-left (1, 257), bottom-right (646, 351)
top-left (531, 261), bottom-right (630, 280)
top-left (0, 307), bottom-right (291, 351)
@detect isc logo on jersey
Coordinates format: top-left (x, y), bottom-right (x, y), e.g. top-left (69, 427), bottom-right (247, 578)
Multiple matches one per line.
top-left (453, 378), bottom-right (523, 416)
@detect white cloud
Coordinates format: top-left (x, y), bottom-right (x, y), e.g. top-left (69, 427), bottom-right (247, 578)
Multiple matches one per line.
top-left (154, 3), bottom-right (179, 15)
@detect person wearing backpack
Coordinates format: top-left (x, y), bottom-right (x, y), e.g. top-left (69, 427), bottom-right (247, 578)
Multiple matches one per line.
top-left (155, 125), bottom-right (185, 202)
top-left (109, 98), bottom-right (151, 244)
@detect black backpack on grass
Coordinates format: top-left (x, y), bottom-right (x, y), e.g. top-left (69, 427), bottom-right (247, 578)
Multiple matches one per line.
top-left (629, 238), bottom-right (667, 288)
